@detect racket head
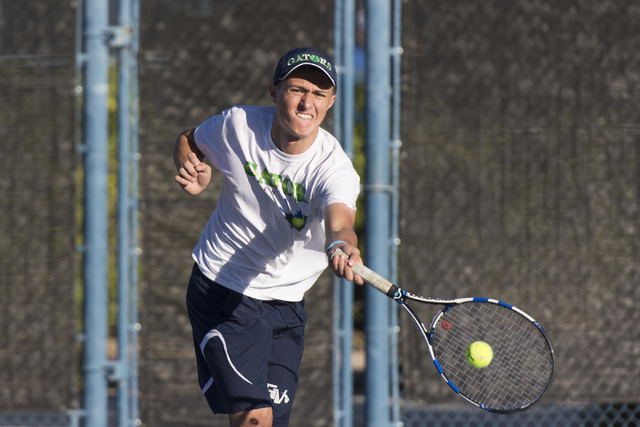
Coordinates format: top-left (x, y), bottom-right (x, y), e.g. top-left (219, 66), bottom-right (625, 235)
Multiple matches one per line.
top-left (422, 299), bottom-right (555, 413)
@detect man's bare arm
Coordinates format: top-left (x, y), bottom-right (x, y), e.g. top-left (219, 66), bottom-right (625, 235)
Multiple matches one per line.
top-left (173, 129), bottom-right (211, 195)
top-left (325, 203), bottom-right (363, 285)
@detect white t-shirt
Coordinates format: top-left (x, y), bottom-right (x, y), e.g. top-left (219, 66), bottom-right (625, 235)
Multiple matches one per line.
top-left (192, 105), bottom-right (360, 302)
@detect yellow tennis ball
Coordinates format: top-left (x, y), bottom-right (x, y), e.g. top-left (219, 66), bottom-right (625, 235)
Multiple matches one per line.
top-left (465, 341), bottom-right (493, 368)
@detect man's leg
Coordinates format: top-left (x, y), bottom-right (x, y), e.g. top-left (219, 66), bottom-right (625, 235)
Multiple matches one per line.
top-left (229, 407), bottom-right (272, 427)
top-left (186, 265), bottom-right (274, 419)
top-left (264, 300), bottom-right (307, 427)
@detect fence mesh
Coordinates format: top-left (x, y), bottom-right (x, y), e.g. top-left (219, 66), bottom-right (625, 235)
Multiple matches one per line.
top-left (399, 0), bottom-right (640, 425)
top-left (4, 0), bottom-right (640, 426)
top-left (401, 403), bottom-right (640, 427)
top-left (138, 1), bottom-right (335, 426)
top-left (0, 0), bottom-right (78, 423)
top-left (0, 413), bottom-right (70, 427)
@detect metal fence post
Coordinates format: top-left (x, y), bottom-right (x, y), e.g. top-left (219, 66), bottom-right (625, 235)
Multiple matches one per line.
top-left (364, 0), bottom-right (392, 426)
top-left (389, 0), bottom-right (403, 424)
top-left (333, 1), bottom-right (357, 426)
top-left (82, 0), bottom-right (110, 424)
top-left (113, 0), bottom-right (141, 425)
top-left (116, 0), bottom-right (133, 424)
top-left (129, 2), bottom-right (142, 424)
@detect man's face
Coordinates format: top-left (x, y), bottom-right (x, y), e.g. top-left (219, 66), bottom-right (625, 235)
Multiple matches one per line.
top-left (269, 67), bottom-right (337, 147)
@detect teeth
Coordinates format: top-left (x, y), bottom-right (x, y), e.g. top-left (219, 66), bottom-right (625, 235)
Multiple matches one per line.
top-left (297, 113), bottom-right (312, 119)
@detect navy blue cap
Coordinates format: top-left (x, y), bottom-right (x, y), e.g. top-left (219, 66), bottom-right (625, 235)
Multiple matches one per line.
top-left (273, 47), bottom-right (337, 88)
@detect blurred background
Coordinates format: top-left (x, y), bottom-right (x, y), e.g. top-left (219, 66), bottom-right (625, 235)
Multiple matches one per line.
top-left (1, 0), bottom-right (639, 426)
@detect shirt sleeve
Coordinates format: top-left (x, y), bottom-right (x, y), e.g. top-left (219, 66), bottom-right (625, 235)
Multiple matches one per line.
top-left (321, 160), bottom-right (360, 212)
top-left (193, 110), bottom-right (229, 173)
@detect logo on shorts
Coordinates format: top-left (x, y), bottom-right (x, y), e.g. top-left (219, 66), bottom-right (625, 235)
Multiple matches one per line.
top-left (268, 383), bottom-right (290, 405)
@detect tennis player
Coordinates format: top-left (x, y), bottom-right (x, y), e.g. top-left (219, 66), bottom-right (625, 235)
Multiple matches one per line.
top-left (173, 47), bottom-right (363, 427)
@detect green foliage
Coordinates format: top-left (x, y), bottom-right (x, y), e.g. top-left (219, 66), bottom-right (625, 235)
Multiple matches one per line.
top-left (107, 65), bottom-right (119, 333)
top-left (353, 85), bottom-right (366, 241)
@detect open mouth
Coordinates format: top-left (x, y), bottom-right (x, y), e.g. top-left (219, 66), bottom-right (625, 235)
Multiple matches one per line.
top-left (296, 113), bottom-right (313, 120)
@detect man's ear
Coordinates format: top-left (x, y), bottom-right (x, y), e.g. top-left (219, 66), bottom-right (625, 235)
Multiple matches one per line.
top-left (327, 93), bottom-right (337, 110)
top-left (269, 84), bottom-right (278, 103)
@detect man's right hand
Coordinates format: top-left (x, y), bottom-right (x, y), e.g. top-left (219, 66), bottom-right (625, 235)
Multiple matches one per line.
top-left (174, 152), bottom-right (212, 195)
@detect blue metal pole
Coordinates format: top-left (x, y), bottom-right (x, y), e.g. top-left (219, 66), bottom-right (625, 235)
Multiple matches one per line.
top-left (82, 0), bottom-right (110, 424)
top-left (332, 281), bottom-right (343, 425)
top-left (129, 0), bottom-right (142, 423)
top-left (364, 0), bottom-right (392, 426)
top-left (332, 3), bottom-right (344, 425)
top-left (333, 0), bottom-right (343, 142)
top-left (342, 0), bottom-right (356, 161)
top-left (333, 1), bottom-right (356, 425)
top-left (340, 3), bottom-right (356, 427)
top-left (389, 0), bottom-right (403, 423)
top-left (117, 0), bottom-right (133, 424)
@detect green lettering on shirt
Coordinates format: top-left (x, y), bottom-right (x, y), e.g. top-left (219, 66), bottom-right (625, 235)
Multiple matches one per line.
top-left (259, 168), bottom-right (274, 187)
top-left (244, 161), bottom-right (258, 176)
top-left (282, 178), bottom-right (294, 197)
top-left (245, 160), bottom-right (308, 204)
top-left (295, 183), bottom-right (308, 203)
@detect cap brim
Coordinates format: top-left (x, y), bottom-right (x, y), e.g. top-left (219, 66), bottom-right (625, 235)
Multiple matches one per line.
top-left (277, 63), bottom-right (337, 87)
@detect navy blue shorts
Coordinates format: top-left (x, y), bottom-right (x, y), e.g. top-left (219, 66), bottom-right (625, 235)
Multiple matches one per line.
top-left (186, 264), bottom-right (307, 427)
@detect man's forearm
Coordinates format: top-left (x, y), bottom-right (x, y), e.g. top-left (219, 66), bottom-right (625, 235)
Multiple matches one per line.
top-left (173, 129), bottom-right (203, 170)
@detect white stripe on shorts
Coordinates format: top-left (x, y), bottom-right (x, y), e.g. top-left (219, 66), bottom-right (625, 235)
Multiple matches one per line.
top-left (202, 376), bottom-right (214, 394)
top-left (200, 329), bottom-right (253, 385)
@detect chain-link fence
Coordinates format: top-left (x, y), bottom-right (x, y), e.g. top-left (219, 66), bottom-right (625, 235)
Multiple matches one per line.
top-left (5, 0), bottom-right (640, 426)
top-left (0, 413), bottom-right (71, 427)
top-left (0, 0), bottom-right (78, 425)
top-left (401, 403), bottom-right (640, 427)
top-left (400, 0), bottom-right (640, 425)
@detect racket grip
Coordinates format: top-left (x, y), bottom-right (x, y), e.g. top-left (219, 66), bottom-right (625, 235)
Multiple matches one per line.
top-left (331, 248), bottom-right (399, 298)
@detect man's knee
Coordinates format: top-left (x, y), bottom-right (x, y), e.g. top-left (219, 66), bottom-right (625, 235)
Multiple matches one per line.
top-left (229, 407), bottom-right (273, 427)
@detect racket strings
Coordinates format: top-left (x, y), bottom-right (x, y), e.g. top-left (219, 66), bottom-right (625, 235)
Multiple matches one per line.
top-left (430, 302), bottom-right (554, 412)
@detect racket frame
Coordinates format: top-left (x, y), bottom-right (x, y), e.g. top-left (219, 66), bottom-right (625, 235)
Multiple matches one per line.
top-left (331, 248), bottom-right (556, 413)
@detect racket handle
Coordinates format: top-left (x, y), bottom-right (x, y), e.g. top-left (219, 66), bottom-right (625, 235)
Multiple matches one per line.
top-left (331, 248), bottom-right (399, 298)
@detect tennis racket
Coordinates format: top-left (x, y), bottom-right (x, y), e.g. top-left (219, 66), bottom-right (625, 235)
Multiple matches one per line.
top-left (332, 248), bottom-right (555, 414)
